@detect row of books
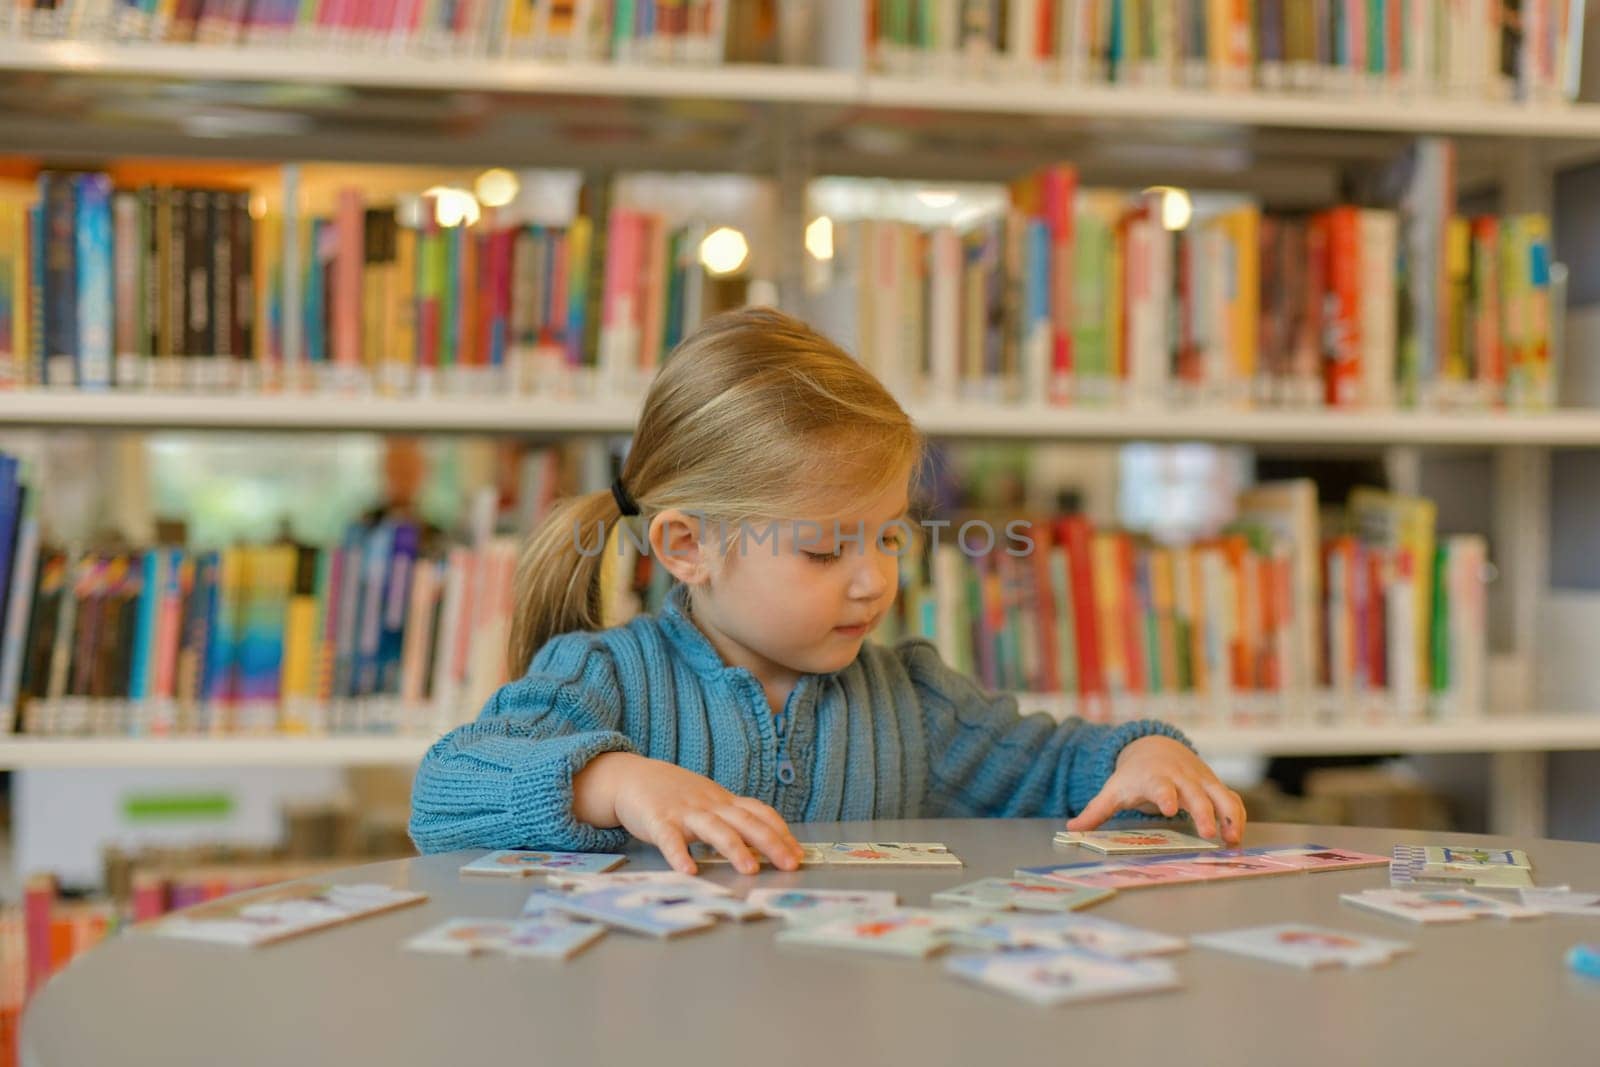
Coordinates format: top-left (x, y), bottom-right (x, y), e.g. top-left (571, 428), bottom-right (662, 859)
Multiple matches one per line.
top-left (889, 486), bottom-right (1482, 726)
top-left (597, 479), bottom-right (1485, 727)
top-left (0, 0), bottom-right (778, 64)
top-left (867, 0), bottom-right (1586, 104)
top-left (0, 170), bottom-right (712, 396)
top-left (817, 151), bottom-right (1555, 411)
top-left (6, 529), bottom-right (525, 737)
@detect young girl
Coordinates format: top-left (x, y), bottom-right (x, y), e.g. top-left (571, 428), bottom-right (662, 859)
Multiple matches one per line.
top-left (409, 307), bottom-right (1245, 874)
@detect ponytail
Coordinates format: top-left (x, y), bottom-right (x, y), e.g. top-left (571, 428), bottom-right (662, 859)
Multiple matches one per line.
top-left (508, 489), bottom-right (627, 676)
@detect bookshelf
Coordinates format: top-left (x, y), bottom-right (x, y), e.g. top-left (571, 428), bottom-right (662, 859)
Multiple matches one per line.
top-left (0, 10), bottom-right (1594, 845)
top-left (5, 712), bottom-right (1600, 767)
top-left (3, 40), bottom-right (1600, 143)
top-left (11, 393), bottom-right (1600, 446)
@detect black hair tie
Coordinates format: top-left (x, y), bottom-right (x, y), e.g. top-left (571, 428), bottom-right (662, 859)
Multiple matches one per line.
top-left (610, 477), bottom-right (640, 517)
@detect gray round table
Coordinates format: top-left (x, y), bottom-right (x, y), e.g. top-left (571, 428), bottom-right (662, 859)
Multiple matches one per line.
top-left (21, 820), bottom-right (1600, 1066)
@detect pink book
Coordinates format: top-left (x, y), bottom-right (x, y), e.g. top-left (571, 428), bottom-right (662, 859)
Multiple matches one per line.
top-left (333, 188), bottom-right (364, 372)
top-left (451, 549), bottom-right (481, 691)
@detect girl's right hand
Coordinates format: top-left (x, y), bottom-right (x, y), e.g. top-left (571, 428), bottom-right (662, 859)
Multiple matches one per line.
top-left (575, 752), bottom-right (804, 875)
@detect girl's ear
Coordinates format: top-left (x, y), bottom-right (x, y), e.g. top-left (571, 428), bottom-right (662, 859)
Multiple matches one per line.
top-left (649, 509), bottom-right (714, 586)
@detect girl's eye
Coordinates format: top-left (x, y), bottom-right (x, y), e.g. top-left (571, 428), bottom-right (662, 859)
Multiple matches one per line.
top-left (804, 549), bottom-right (842, 564)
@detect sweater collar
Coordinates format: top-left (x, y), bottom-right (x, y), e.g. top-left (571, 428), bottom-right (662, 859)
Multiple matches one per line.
top-left (659, 583), bottom-right (732, 675)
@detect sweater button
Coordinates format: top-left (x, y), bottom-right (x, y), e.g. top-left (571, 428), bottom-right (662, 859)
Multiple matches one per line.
top-left (777, 761), bottom-right (796, 785)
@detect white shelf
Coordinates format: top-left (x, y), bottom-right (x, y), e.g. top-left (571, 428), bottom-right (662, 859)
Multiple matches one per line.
top-left (1182, 715), bottom-right (1600, 756)
top-left (0, 734), bottom-right (435, 768)
top-left (0, 40), bottom-right (860, 103)
top-left (0, 390), bottom-right (642, 434)
top-left (4, 714), bottom-right (1600, 767)
top-left (7, 391), bottom-right (1600, 445)
top-left (904, 403), bottom-right (1600, 446)
top-left (1, 41), bottom-right (1598, 141)
top-left (860, 76), bottom-right (1600, 139)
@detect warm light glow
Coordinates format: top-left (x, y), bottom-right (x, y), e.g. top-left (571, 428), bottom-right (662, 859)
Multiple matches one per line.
top-left (1144, 185), bottom-right (1193, 231)
top-left (805, 216), bottom-right (834, 261)
top-left (914, 188), bottom-right (959, 209)
top-left (248, 195), bottom-right (267, 221)
top-left (474, 168), bottom-right (520, 208)
top-left (699, 226), bottom-right (750, 276)
top-left (424, 186), bottom-right (481, 228)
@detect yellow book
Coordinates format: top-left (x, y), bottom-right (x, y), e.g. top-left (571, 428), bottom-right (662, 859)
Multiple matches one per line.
top-left (1444, 216), bottom-right (1472, 384)
top-left (1091, 532), bottom-right (1125, 696)
top-left (1349, 488), bottom-right (1437, 693)
top-left (1227, 206), bottom-right (1260, 388)
top-left (1150, 548), bottom-right (1179, 696)
top-left (1108, 209), bottom-right (1125, 385)
top-left (392, 224), bottom-right (416, 390)
top-left (254, 208), bottom-right (279, 372)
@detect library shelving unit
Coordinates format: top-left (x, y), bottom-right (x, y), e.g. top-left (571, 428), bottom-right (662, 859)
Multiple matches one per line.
top-left (2, 30), bottom-right (1599, 840)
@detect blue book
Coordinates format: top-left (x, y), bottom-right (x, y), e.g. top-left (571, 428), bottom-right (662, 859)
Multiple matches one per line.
top-left (127, 549), bottom-right (163, 705)
top-left (201, 550), bottom-right (240, 711)
top-left (354, 522), bottom-right (395, 699)
top-left (331, 524), bottom-right (365, 700)
top-left (74, 172), bottom-right (114, 389)
top-left (305, 219), bottom-right (327, 365)
top-left (378, 522), bottom-right (419, 697)
top-left (0, 455), bottom-right (21, 653)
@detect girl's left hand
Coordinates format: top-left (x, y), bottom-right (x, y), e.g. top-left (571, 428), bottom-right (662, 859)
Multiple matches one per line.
top-left (1066, 735), bottom-right (1247, 846)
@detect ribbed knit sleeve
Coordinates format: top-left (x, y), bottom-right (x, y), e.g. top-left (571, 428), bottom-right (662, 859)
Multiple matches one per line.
top-left (897, 639), bottom-right (1191, 819)
top-left (407, 633), bottom-right (638, 854)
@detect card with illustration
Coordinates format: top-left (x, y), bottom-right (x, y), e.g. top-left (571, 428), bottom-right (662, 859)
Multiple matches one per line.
top-left (952, 912), bottom-right (1187, 957)
top-left (1245, 845), bottom-right (1392, 872)
top-left (521, 880), bottom-right (764, 937)
top-left (155, 882), bottom-right (428, 947)
top-left (932, 877), bottom-right (1115, 913)
top-left (1520, 889), bottom-right (1600, 916)
top-left (1017, 861), bottom-right (1197, 891)
top-left (776, 908), bottom-right (990, 958)
top-left (688, 842), bottom-right (836, 868)
top-left (945, 947), bottom-right (1181, 1007)
top-left (1194, 923), bottom-right (1412, 970)
top-left (818, 842), bottom-right (964, 867)
top-left (542, 871), bottom-right (732, 895)
top-left (1053, 829), bottom-right (1220, 855)
top-left (1424, 846), bottom-right (1532, 870)
top-left (459, 850), bottom-right (627, 878)
top-left (404, 916), bottom-right (606, 960)
top-left (1341, 888), bottom-right (1545, 924)
top-left (1391, 845), bottom-right (1536, 890)
top-left (1159, 854), bottom-right (1302, 882)
top-left (744, 888), bottom-right (899, 920)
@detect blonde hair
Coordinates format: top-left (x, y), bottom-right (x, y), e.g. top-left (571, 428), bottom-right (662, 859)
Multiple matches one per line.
top-left (509, 306), bottom-right (923, 674)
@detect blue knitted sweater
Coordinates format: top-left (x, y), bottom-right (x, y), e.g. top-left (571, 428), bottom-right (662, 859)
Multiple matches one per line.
top-left (408, 584), bottom-right (1189, 854)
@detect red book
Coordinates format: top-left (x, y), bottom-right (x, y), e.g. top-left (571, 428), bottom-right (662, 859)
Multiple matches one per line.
top-left (1323, 206), bottom-right (1363, 406)
top-left (1055, 516), bottom-right (1105, 718)
top-left (1368, 548), bottom-right (1389, 691)
top-left (23, 875), bottom-right (54, 999)
top-left (132, 872), bottom-right (167, 923)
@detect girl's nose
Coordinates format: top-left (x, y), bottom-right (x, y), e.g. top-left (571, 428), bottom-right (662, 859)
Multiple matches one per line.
top-left (849, 558), bottom-right (890, 600)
